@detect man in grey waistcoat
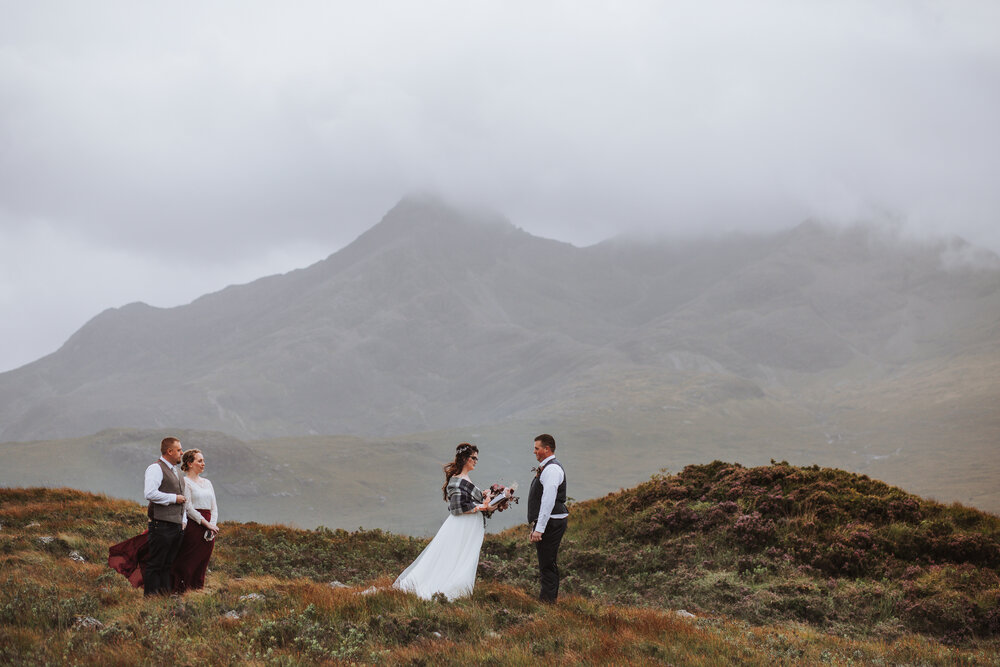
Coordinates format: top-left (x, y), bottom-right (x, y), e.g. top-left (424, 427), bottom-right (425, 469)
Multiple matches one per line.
top-left (527, 433), bottom-right (568, 603)
top-left (143, 437), bottom-right (187, 596)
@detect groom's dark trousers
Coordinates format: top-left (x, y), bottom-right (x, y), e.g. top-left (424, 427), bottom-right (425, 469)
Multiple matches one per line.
top-left (535, 517), bottom-right (567, 602)
top-left (143, 519), bottom-right (184, 596)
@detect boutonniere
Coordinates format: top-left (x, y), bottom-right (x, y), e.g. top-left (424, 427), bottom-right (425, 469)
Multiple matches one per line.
top-left (531, 465), bottom-right (541, 477)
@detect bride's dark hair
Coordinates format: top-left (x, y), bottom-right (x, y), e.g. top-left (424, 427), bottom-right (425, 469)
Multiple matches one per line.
top-left (442, 442), bottom-right (479, 501)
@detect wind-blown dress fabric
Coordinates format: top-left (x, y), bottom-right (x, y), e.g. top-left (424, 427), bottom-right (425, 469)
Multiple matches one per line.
top-left (108, 531), bottom-right (149, 588)
top-left (393, 477), bottom-right (486, 600)
top-left (107, 477), bottom-right (220, 591)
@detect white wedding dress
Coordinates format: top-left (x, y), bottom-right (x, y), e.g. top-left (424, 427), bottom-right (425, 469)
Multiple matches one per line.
top-left (392, 511), bottom-right (485, 601)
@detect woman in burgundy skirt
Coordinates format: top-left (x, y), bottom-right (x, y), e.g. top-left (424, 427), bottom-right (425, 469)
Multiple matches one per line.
top-left (108, 448), bottom-right (220, 592)
top-left (171, 448), bottom-right (220, 592)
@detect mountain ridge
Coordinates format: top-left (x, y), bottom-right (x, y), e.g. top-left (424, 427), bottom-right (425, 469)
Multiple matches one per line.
top-left (1, 197), bottom-right (998, 524)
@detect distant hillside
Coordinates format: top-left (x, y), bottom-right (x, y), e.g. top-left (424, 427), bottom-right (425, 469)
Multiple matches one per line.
top-left (1, 463), bottom-right (998, 664)
top-left (1, 195), bottom-right (997, 444)
top-left (2, 196), bottom-right (999, 528)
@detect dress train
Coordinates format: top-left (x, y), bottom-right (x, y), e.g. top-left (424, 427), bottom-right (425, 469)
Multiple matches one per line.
top-left (393, 512), bottom-right (485, 600)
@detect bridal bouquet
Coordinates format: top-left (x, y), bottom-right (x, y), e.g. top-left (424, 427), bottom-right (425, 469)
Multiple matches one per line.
top-left (483, 482), bottom-right (519, 518)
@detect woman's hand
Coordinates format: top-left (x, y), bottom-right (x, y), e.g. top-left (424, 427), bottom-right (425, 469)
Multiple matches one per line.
top-left (204, 522), bottom-right (219, 534)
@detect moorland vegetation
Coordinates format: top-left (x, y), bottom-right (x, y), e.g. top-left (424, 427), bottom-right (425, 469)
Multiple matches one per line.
top-left (2, 461), bottom-right (998, 665)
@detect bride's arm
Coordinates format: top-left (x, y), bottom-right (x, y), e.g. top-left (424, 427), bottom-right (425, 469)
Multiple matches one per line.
top-left (448, 480), bottom-right (488, 515)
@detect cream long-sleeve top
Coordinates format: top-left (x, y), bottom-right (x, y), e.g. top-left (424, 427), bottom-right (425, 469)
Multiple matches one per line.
top-left (182, 476), bottom-right (218, 526)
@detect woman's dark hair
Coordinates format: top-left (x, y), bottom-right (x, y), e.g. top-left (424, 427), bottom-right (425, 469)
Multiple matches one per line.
top-left (442, 442), bottom-right (479, 501)
top-left (181, 448), bottom-right (202, 472)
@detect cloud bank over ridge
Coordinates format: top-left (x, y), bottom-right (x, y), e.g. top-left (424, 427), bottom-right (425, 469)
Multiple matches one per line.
top-left (1, 1), bottom-right (998, 371)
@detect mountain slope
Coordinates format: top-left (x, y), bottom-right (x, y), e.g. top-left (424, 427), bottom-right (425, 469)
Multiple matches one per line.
top-left (1, 197), bottom-right (997, 445)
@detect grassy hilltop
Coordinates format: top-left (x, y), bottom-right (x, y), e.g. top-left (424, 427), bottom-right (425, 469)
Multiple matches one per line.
top-left (2, 461), bottom-right (999, 665)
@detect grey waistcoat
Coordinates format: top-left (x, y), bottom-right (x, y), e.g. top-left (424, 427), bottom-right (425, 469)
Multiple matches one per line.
top-left (148, 459), bottom-right (184, 524)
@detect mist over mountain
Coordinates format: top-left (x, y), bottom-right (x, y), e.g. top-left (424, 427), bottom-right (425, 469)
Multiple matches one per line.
top-left (1, 195), bottom-right (998, 446)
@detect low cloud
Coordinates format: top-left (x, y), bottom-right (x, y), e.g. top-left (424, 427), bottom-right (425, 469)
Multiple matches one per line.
top-left (1, 1), bottom-right (998, 371)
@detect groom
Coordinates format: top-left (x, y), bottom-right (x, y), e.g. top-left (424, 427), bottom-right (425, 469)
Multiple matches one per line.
top-left (527, 433), bottom-right (568, 603)
top-left (142, 436), bottom-right (187, 596)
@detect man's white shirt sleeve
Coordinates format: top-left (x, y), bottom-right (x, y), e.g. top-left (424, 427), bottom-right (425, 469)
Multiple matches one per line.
top-left (535, 462), bottom-right (567, 534)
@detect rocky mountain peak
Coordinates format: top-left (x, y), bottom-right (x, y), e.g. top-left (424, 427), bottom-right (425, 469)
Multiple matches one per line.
top-left (0, 198), bottom-right (997, 443)
top-left (345, 194), bottom-right (522, 256)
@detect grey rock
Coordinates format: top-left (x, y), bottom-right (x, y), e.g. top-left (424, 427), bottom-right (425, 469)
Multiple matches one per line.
top-left (74, 616), bottom-right (104, 630)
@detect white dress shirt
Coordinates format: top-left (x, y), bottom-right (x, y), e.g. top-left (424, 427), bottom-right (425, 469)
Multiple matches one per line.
top-left (144, 456), bottom-right (182, 506)
top-left (183, 477), bottom-right (218, 526)
top-left (535, 454), bottom-right (568, 534)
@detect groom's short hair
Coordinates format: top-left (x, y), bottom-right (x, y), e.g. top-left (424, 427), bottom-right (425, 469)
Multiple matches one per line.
top-left (161, 437), bottom-right (181, 455)
top-left (534, 433), bottom-right (556, 451)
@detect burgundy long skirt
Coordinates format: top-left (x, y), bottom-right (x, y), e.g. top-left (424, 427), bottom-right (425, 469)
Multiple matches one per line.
top-left (108, 530), bottom-right (149, 588)
top-left (171, 508), bottom-right (215, 592)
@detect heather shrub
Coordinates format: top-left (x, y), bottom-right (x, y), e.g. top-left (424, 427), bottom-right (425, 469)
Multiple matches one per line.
top-left (888, 497), bottom-right (923, 523)
top-left (931, 532), bottom-right (1000, 567)
top-left (881, 522), bottom-right (924, 562)
top-left (3, 484), bottom-right (1000, 664)
top-left (732, 512), bottom-right (776, 550)
top-left (746, 463), bottom-right (795, 487)
top-left (902, 589), bottom-right (976, 641)
top-left (797, 489), bottom-right (842, 522)
top-left (525, 460), bottom-right (1000, 642)
top-left (698, 500), bottom-right (739, 530)
top-left (771, 591), bottom-right (832, 624)
top-left (754, 491), bottom-right (790, 517)
top-left (811, 527), bottom-right (876, 577)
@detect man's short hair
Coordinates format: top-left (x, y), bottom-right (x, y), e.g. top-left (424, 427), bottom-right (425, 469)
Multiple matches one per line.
top-left (534, 433), bottom-right (556, 451)
top-left (161, 437), bottom-right (181, 455)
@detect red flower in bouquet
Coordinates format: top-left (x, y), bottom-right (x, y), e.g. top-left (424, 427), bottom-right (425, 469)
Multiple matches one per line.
top-left (482, 482), bottom-right (519, 518)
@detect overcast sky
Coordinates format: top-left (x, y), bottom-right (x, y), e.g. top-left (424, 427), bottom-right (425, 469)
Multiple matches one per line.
top-left (1, 1), bottom-right (998, 373)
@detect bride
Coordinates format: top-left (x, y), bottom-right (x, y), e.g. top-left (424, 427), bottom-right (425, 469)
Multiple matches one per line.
top-left (393, 442), bottom-right (506, 600)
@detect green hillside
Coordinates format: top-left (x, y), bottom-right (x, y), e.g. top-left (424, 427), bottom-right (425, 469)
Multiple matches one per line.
top-left (2, 462), bottom-right (999, 665)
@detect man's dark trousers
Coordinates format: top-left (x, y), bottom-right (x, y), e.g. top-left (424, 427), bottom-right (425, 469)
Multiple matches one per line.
top-left (143, 519), bottom-right (184, 596)
top-left (535, 517), bottom-right (567, 602)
